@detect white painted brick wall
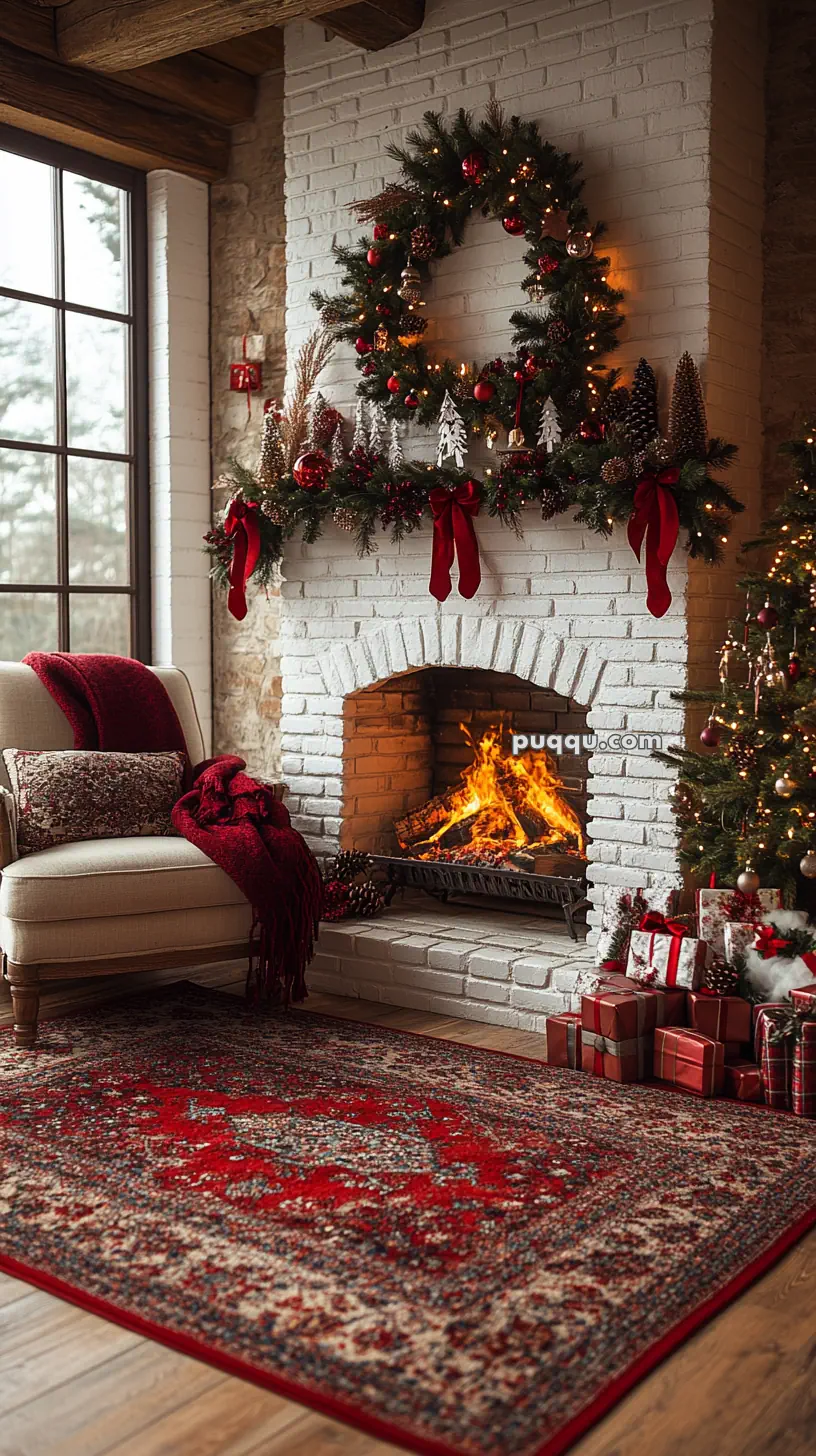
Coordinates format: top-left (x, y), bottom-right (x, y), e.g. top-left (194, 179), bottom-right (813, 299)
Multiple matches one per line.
top-left (148, 171), bottom-right (212, 751)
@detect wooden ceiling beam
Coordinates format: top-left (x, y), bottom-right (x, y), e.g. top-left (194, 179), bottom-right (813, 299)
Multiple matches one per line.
top-left (319, 0), bottom-right (425, 52)
top-left (55, 0), bottom-right (358, 71)
top-left (0, 38), bottom-right (230, 180)
top-left (200, 25), bottom-right (284, 77)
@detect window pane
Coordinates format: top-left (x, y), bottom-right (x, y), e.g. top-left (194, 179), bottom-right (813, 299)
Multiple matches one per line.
top-left (0, 297), bottom-right (57, 444)
top-left (70, 592), bottom-right (130, 654)
top-left (0, 449), bottom-right (57, 584)
top-left (0, 592), bottom-right (59, 658)
top-left (63, 172), bottom-right (126, 314)
top-left (68, 457), bottom-right (129, 584)
top-left (0, 151), bottom-right (54, 297)
top-left (66, 313), bottom-right (127, 453)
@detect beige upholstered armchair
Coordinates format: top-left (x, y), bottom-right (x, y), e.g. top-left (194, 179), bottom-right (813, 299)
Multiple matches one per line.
top-left (0, 663), bottom-right (256, 1048)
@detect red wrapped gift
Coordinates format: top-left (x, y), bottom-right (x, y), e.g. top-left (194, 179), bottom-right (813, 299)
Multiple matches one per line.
top-left (581, 980), bottom-right (685, 1043)
top-left (653, 1027), bottom-right (725, 1097)
top-left (626, 913), bottom-right (708, 991)
top-left (544, 1011), bottom-right (582, 1069)
top-left (791, 984), bottom-right (816, 1013)
top-left (581, 1030), bottom-right (649, 1083)
top-left (688, 992), bottom-right (752, 1046)
top-left (754, 1005), bottom-right (793, 1109)
top-left (792, 1021), bottom-right (816, 1117)
top-left (724, 1058), bottom-right (763, 1102)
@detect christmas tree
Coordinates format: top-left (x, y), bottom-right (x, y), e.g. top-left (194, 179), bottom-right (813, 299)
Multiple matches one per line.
top-left (436, 390), bottom-right (468, 469)
top-left (537, 396), bottom-right (562, 453)
top-left (660, 428), bottom-right (816, 899)
top-left (256, 409), bottom-right (285, 485)
top-left (669, 352), bottom-right (708, 460)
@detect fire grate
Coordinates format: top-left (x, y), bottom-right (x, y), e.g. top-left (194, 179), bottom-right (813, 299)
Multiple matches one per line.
top-left (371, 855), bottom-right (590, 939)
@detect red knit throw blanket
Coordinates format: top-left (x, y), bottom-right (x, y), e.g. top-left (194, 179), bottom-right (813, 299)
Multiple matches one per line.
top-left (24, 653), bottom-right (321, 1004)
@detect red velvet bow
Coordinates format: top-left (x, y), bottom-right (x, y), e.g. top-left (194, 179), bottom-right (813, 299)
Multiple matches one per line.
top-left (428, 480), bottom-right (482, 602)
top-left (224, 497), bottom-right (261, 621)
top-left (753, 923), bottom-right (809, 962)
top-left (638, 910), bottom-right (687, 938)
top-left (627, 466), bottom-right (680, 619)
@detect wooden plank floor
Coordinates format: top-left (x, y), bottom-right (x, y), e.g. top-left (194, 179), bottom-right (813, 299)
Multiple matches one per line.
top-left (1, 967), bottom-right (815, 1456)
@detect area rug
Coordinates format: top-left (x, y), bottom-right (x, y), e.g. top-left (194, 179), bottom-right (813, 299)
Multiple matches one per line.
top-left (1, 985), bottom-right (815, 1456)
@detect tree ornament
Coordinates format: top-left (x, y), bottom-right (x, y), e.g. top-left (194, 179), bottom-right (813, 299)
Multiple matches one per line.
top-left (775, 775), bottom-right (795, 798)
top-left (623, 357), bottom-right (660, 449)
top-left (404, 391), bottom-right (420, 410)
top-left (355, 336), bottom-right (372, 355)
top-left (437, 390), bottom-right (468, 469)
top-left (601, 456), bottom-right (629, 485)
top-left (410, 224), bottom-right (436, 260)
top-left (547, 318), bottom-right (570, 346)
top-left (565, 228), bottom-right (594, 258)
top-left (800, 851), bottom-right (816, 879)
top-left (373, 222), bottom-right (389, 241)
top-left (256, 408), bottom-right (286, 485)
top-left (727, 735), bottom-right (756, 775)
top-left (473, 378), bottom-right (495, 404)
top-left (362, 361), bottom-right (376, 376)
top-left (513, 368), bottom-right (525, 383)
top-left (261, 499), bottom-right (289, 526)
top-left (461, 150), bottom-right (487, 184)
top-left (645, 435), bottom-right (673, 468)
top-left (352, 398), bottom-right (369, 451)
top-left (737, 866), bottom-right (761, 895)
top-left (540, 209), bottom-right (570, 241)
top-left (537, 397), bottom-right (562, 454)
top-left (699, 716), bottom-right (721, 748)
top-left (387, 374), bottom-right (401, 394)
top-left (367, 247), bottom-right (382, 267)
top-left (330, 425), bottom-right (346, 467)
top-left (516, 156), bottom-right (538, 181)
top-left (502, 211), bottom-right (526, 236)
top-left (374, 323), bottom-right (389, 351)
top-left (397, 263), bottom-right (423, 305)
top-left (309, 392), bottom-right (343, 449)
top-left (757, 601), bottom-right (779, 630)
top-left (320, 300), bottom-right (343, 326)
top-left (369, 401), bottom-right (388, 454)
top-left (787, 651), bottom-right (802, 683)
top-left (668, 351), bottom-right (708, 458)
top-left (333, 506), bottom-right (357, 532)
top-left (525, 280), bottom-right (550, 305)
top-left (293, 451), bottom-right (331, 490)
top-left (508, 428), bottom-right (526, 448)
top-left (388, 417), bottom-right (404, 470)
top-left (537, 254), bottom-right (559, 275)
top-left (375, 302), bottom-right (392, 317)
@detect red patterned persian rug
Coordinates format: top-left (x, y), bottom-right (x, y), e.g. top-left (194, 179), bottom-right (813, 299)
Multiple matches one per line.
top-left (2, 985), bottom-right (815, 1456)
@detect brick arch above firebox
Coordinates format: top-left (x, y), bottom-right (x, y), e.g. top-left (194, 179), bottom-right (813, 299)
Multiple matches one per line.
top-left (315, 616), bottom-right (609, 712)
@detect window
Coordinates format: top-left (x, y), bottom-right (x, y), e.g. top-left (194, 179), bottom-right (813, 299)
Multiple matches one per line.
top-left (0, 127), bottom-right (149, 660)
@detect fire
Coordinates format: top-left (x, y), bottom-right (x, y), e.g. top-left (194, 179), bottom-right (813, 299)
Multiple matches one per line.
top-left (397, 724), bottom-right (584, 864)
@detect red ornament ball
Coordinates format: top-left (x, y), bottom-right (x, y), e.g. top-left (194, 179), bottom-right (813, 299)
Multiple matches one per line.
top-left (386, 374), bottom-right (402, 394)
top-left (523, 354), bottom-right (543, 379)
top-left (502, 211), bottom-right (526, 237)
top-left (404, 391), bottom-right (420, 410)
top-left (473, 378), bottom-right (495, 403)
top-left (293, 451), bottom-right (331, 491)
top-left (787, 653), bottom-right (803, 683)
top-left (537, 255), bottom-right (559, 275)
top-left (355, 336), bottom-right (372, 355)
top-left (362, 362), bottom-right (376, 376)
top-left (700, 723), bottom-right (721, 749)
top-left (757, 603), bottom-right (779, 630)
top-left (366, 248), bottom-right (382, 267)
top-left (513, 369), bottom-right (526, 383)
top-left (375, 303), bottom-right (392, 317)
top-left (373, 223), bottom-right (389, 241)
top-left (461, 150), bottom-right (487, 185)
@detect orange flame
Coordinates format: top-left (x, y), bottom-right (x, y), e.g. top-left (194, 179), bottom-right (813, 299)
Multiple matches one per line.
top-left (404, 725), bottom-right (584, 862)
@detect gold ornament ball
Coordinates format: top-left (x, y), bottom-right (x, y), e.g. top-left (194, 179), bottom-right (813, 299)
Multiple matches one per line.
top-left (737, 867), bottom-right (761, 895)
top-left (774, 775), bottom-right (795, 798)
top-left (800, 851), bottom-right (816, 879)
top-left (397, 264), bottom-right (422, 305)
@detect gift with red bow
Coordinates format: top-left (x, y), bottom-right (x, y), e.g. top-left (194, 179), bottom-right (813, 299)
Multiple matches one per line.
top-left (594, 884), bottom-right (679, 970)
top-left (695, 887), bottom-right (782, 960)
top-left (626, 911), bottom-right (709, 991)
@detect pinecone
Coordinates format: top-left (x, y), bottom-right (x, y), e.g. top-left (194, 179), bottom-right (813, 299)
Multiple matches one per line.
top-left (632, 450), bottom-right (648, 477)
top-left (321, 301), bottom-right (344, 326)
top-left (333, 506), bottom-right (357, 532)
top-left (623, 357), bottom-right (660, 449)
top-left (321, 879), bottom-right (351, 922)
top-left (410, 224), bottom-right (437, 260)
top-left (645, 435), bottom-right (674, 468)
top-left (601, 456), bottom-right (630, 485)
top-left (261, 499), bottom-right (289, 526)
top-left (600, 386), bottom-right (630, 424)
top-left (669, 351), bottom-right (708, 459)
top-left (347, 879), bottom-right (384, 918)
top-left (547, 318), bottom-right (570, 346)
top-left (331, 849), bottom-right (374, 884)
top-left (703, 958), bottom-right (741, 995)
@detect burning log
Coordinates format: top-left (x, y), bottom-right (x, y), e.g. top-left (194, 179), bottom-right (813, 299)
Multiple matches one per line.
top-left (395, 791), bottom-right (460, 848)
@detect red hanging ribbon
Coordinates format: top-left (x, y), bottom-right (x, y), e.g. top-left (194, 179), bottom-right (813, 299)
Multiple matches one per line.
top-left (224, 497), bottom-right (261, 621)
top-left (428, 480), bottom-right (482, 602)
top-left (627, 466), bottom-right (680, 618)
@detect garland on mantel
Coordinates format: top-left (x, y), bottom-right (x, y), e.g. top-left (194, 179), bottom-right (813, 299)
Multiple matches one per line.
top-left (207, 104), bottom-right (742, 618)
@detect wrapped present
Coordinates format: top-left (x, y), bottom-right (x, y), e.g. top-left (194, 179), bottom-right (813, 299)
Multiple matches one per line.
top-left (627, 913), bottom-right (708, 991)
top-left (544, 1011), bottom-right (582, 1069)
top-left (793, 1020), bottom-right (816, 1118)
top-left (696, 887), bottom-right (783, 959)
top-left (653, 1027), bottom-right (725, 1097)
top-left (745, 914), bottom-right (816, 1002)
top-left (791, 984), bottom-right (816, 1014)
top-left (754, 1003), bottom-right (816, 1115)
top-left (754, 1005), bottom-right (793, 1109)
top-left (688, 992), bottom-right (753, 1046)
top-left (581, 981), bottom-right (685, 1043)
top-left (582, 1031), bottom-right (649, 1083)
top-left (723, 1058), bottom-right (763, 1102)
top-left (595, 884), bottom-right (678, 969)
top-left (723, 921), bottom-right (759, 964)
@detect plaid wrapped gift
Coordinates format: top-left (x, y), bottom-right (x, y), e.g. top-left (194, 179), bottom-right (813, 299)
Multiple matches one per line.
top-left (653, 1027), bottom-right (725, 1097)
top-left (581, 1030), bottom-right (649, 1083)
top-left (754, 1005), bottom-right (793, 1109)
top-left (723, 1058), bottom-right (763, 1102)
top-left (626, 914), bottom-right (708, 991)
top-left (791, 984), bottom-right (816, 1013)
top-left (755, 1003), bottom-right (816, 1116)
top-left (688, 992), bottom-right (753, 1046)
top-left (543, 1011), bottom-right (582, 1069)
top-left (793, 1021), bottom-right (816, 1118)
top-left (696, 887), bottom-right (782, 959)
top-left (595, 884), bottom-right (678, 968)
top-left (723, 921), bottom-right (759, 964)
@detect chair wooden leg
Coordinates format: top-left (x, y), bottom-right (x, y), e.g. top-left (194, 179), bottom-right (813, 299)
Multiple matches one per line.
top-left (7, 965), bottom-right (40, 1049)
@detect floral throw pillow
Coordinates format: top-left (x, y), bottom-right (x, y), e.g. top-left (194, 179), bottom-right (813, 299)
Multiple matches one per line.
top-left (1, 750), bottom-right (186, 856)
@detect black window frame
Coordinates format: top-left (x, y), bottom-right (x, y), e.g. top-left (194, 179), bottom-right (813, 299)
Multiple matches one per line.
top-left (0, 124), bottom-right (150, 660)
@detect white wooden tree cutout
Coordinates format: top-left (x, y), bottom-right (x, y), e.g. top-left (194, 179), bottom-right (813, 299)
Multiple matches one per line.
top-left (437, 390), bottom-right (468, 469)
top-left (369, 401), bottom-right (388, 454)
top-left (352, 398), bottom-right (369, 451)
top-left (538, 396), bottom-right (562, 453)
top-left (388, 418), bottom-right (405, 470)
